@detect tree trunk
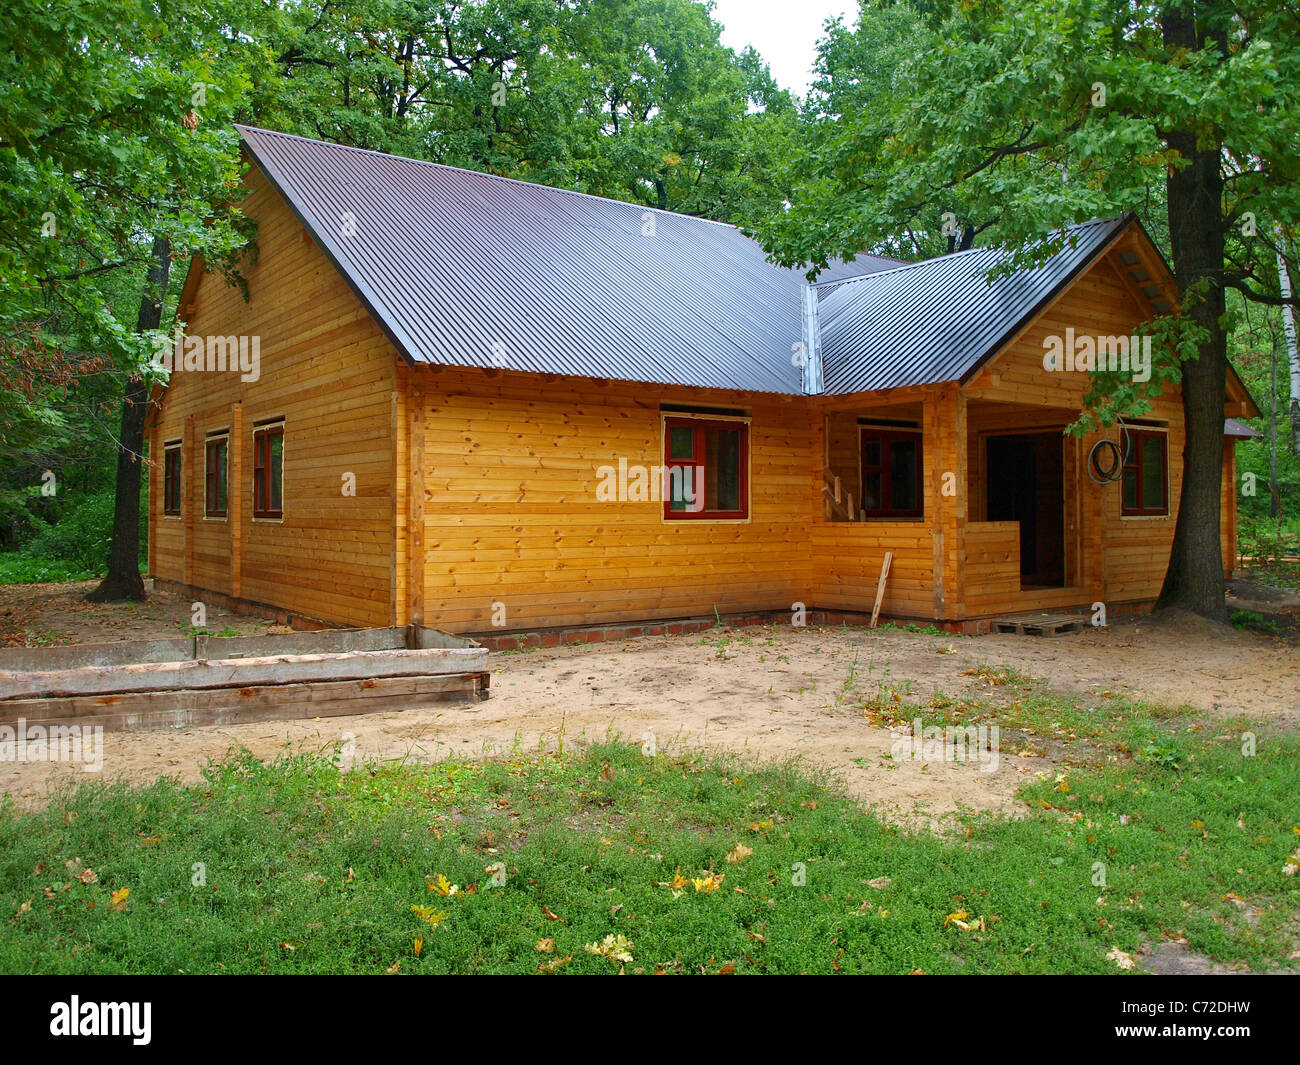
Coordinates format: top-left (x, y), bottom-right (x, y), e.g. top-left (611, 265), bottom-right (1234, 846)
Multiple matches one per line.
top-left (87, 235), bottom-right (171, 603)
top-left (1155, 6), bottom-right (1228, 621)
top-left (1274, 239), bottom-right (1300, 461)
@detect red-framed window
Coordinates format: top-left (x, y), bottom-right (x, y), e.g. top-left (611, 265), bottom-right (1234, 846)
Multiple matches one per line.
top-left (662, 417), bottom-right (749, 520)
top-left (163, 443), bottom-right (182, 516)
top-left (253, 423), bottom-right (284, 518)
top-left (860, 427), bottom-right (923, 518)
top-left (204, 435), bottom-right (228, 518)
top-left (1122, 429), bottom-right (1167, 516)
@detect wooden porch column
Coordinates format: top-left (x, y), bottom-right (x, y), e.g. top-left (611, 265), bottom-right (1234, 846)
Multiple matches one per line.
top-left (925, 385), bottom-right (966, 622)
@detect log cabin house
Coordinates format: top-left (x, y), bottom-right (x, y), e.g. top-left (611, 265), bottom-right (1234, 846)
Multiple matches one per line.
top-left (145, 126), bottom-right (1259, 637)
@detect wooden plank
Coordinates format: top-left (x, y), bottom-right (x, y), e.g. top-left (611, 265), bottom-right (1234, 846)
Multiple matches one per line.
top-left (408, 370), bottom-right (426, 627)
top-left (0, 648), bottom-right (488, 701)
top-left (0, 638), bottom-right (196, 672)
top-left (869, 551), bottom-right (893, 628)
top-left (230, 400), bottom-right (243, 598)
top-left (1, 672), bottom-right (490, 732)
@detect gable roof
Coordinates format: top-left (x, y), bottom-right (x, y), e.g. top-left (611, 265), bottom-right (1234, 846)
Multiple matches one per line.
top-left (236, 125), bottom-right (897, 395)
top-left (815, 216), bottom-right (1130, 394)
top-left (233, 127), bottom-right (1187, 401)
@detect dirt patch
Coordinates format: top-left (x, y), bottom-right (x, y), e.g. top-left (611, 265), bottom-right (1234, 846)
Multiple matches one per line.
top-left (0, 580), bottom-right (288, 647)
top-left (3, 601), bottom-right (1298, 816)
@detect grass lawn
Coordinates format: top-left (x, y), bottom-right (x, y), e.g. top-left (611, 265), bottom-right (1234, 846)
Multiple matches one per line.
top-left (1, 710), bottom-right (1298, 975)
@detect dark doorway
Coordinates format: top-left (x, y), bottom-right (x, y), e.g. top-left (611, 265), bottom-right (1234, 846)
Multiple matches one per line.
top-left (985, 432), bottom-right (1065, 587)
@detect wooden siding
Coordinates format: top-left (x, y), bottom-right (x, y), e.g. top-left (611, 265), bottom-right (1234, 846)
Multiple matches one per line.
top-left (412, 372), bottom-right (820, 632)
top-left (149, 179), bottom-right (1244, 630)
top-left (146, 165), bottom-right (399, 626)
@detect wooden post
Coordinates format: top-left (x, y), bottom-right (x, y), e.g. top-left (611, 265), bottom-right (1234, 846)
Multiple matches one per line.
top-left (183, 414), bottom-right (196, 589)
top-left (407, 371), bottom-right (426, 628)
top-left (870, 551), bottom-right (893, 628)
top-left (229, 402), bottom-right (243, 599)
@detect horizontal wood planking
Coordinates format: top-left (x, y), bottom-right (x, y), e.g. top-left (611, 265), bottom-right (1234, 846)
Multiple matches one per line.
top-left (147, 165), bottom-right (398, 627)
top-left (413, 370), bottom-right (822, 631)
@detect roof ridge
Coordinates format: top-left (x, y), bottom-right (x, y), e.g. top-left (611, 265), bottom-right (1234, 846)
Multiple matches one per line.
top-left (235, 124), bottom-right (737, 230)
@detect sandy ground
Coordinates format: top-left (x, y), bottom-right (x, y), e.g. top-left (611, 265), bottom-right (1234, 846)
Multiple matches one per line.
top-left (3, 591), bottom-right (1298, 816)
top-left (0, 580), bottom-right (283, 646)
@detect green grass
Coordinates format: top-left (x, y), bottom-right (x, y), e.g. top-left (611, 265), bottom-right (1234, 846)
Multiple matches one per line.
top-left (0, 554), bottom-right (100, 584)
top-left (2, 718), bottom-right (1297, 975)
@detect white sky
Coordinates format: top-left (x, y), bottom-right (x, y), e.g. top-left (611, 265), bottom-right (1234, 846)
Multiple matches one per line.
top-left (710, 0), bottom-right (858, 93)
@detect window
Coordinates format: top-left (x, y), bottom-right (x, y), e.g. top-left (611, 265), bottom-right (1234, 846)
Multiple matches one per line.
top-left (1122, 429), bottom-right (1168, 516)
top-left (860, 427), bottom-right (923, 518)
top-left (662, 417), bottom-right (748, 520)
top-left (163, 442), bottom-right (182, 516)
top-left (204, 435), bottom-right (228, 517)
top-left (253, 423), bottom-right (284, 518)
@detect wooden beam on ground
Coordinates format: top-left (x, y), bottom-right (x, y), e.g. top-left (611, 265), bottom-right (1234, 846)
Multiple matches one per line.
top-left (1, 672), bottom-right (490, 733)
top-left (0, 648), bottom-right (488, 701)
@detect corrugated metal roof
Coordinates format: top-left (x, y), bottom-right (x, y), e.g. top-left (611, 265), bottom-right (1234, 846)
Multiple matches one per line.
top-left (235, 127), bottom-right (1134, 398)
top-left (236, 125), bottom-right (897, 394)
top-left (815, 216), bottom-right (1130, 394)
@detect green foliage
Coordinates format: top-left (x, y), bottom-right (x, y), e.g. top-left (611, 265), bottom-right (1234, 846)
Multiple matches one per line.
top-left (0, 486), bottom-right (146, 584)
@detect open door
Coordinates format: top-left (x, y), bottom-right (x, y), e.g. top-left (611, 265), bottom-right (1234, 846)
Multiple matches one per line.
top-left (985, 433), bottom-right (1065, 588)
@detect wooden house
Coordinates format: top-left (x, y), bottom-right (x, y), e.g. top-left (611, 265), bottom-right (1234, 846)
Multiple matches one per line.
top-left (146, 127), bottom-right (1258, 636)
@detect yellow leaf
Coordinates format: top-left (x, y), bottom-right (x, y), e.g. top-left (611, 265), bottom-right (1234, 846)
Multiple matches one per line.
top-left (584, 933), bottom-right (633, 965)
top-left (410, 905), bottom-right (449, 926)
top-left (427, 874), bottom-right (459, 898)
top-left (109, 888), bottom-right (130, 912)
top-left (535, 938), bottom-right (555, 954)
top-left (943, 909), bottom-right (968, 928)
top-left (413, 934), bottom-right (423, 957)
top-left (692, 872), bottom-right (725, 893)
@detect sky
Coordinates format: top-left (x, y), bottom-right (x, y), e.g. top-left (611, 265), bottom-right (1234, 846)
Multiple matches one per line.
top-left (710, 0), bottom-right (858, 93)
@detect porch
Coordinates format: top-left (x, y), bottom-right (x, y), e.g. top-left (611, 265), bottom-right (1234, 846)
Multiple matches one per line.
top-left (816, 387), bottom-right (1098, 623)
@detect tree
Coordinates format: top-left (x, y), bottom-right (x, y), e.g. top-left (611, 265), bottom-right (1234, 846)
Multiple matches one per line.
top-left (754, 0), bottom-right (1300, 620)
top-left (1, 0), bottom-right (258, 598)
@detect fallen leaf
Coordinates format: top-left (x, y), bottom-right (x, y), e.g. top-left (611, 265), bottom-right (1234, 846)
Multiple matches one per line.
top-left (427, 873), bottom-right (459, 897)
top-left (1106, 947), bottom-right (1135, 970)
top-left (584, 933), bottom-right (633, 965)
top-left (535, 939), bottom-right (555, 954)
top-left (109, 888), bottom-right (129, 912)
top-left (725, 843), bottom-right (753, 865)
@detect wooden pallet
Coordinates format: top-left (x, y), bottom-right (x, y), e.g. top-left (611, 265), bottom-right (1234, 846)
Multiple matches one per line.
top-left (991, 613), bottom-right (1084, 637)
